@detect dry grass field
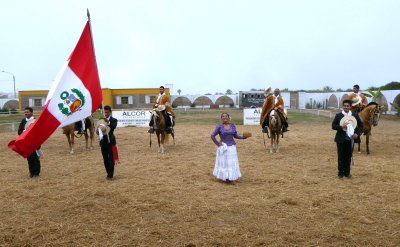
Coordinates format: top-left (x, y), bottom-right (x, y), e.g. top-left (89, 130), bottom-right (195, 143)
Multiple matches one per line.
top-left (0, 110), bottom-right (399, 246)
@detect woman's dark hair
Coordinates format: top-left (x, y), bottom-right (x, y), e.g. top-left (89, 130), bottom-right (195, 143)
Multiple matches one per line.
top-left (220, 112), bottom-right (230, 118)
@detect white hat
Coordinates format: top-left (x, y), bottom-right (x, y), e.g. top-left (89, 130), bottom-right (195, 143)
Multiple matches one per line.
top-left (339, 115), bottom-right (357, 130)
top-left (351, 96), bottom-right (362, 106)
top-left (264, 87), bottom-right (272, 97)
top-left (95, 119), bottom-right (110, 135)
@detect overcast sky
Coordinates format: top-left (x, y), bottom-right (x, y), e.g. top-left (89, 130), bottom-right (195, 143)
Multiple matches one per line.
top-left (1, 0), bottom-right (400, 95)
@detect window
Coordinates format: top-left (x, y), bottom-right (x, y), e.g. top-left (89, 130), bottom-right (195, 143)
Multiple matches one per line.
top-left (121, 96), bottom-right (129, 104)
top-left (116, 96), bottom-right (133, 105)
top-left (34, 99), bottom-right (42, 106)
top-left (145, 95), bottom-right (157, 104)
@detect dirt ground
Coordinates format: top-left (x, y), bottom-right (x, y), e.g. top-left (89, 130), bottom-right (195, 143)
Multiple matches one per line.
top-left (0, 116), bottom-right (399, 246)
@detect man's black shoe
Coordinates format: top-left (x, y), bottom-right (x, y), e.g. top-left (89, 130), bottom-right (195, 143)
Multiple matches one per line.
top-left (148, 127), bottom-right (155, 134)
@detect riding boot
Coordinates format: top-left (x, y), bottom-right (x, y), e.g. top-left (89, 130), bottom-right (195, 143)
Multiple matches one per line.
top-left (282, 125), bottom-right (288, 132)
top-left (262, 127), bottom-right (268, 133)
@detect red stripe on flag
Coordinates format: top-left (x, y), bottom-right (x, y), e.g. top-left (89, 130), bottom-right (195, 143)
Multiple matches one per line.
top-left (68, 22), bottom-right (102, 112)
top-left (8, 106), bottom-right (60, 158)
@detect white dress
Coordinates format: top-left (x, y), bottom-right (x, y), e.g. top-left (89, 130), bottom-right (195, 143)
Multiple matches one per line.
top-left (213, 143), bottom-right (241, 181)
top-left (211, 124), bottom-right (244, 181)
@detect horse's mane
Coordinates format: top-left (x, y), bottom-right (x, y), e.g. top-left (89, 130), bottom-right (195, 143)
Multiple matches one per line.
top-left (366, 102), bottom-right (378, 107)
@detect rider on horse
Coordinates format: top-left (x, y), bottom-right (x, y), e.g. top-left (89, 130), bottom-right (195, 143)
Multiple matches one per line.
top-left (148, 86), bottom-right (175, 134)
top-left (347, 84), bottom-right (368, 114)
top-left (260, 88), bottom-right (289, 132)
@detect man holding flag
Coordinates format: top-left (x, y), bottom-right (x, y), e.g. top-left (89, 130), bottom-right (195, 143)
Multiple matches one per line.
top-left (17, 107), bottom-right (42, 178)
top-left (8, 15), bottom-right (103, 175)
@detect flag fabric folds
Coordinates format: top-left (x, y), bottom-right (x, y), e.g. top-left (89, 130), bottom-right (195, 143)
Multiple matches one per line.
top-left (8, 21), bottom-right (102, 158)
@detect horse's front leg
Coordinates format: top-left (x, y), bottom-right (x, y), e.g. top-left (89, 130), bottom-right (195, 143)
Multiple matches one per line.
top-left (366, 135), bottom-right (370, 155)
top-left (160, 132), bottom-right (165, 154)
top-left (85, 132), bottom-right (89, 150)
top-left (276, 135), bottom-right (280, 153)
top-left (269, 134), bottom-right (274, 153)
top-left (89, 127), bottom-right (94, 149)
top-left (156, 132), bottom-right (162, 153)
top-left (69, 134), bottom-right (75, 154)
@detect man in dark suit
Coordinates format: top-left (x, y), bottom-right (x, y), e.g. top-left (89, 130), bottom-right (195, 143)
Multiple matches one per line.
top-left (99, 105), bottom-right (118, 181)
top-left (332, 99), bottom-right (363, 179)
top-left (18, 107), bottom-right (41, 178)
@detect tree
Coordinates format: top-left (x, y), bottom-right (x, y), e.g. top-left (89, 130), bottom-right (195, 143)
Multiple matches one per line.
top-left (381, 81), bottom-right (400, 90)
top-left (322, 86), bottom-right (334, 92)
top-left (177, 89), bottom-right (181, 95)
top-left (225, 89), bottom-right (233, 95)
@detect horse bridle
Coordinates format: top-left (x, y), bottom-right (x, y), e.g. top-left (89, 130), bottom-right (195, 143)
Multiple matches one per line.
top-left (368, 106), bottom-right (380, 126)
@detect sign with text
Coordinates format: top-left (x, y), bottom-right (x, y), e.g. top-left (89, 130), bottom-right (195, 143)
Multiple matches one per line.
top-left (243, 108), bottom-right (261, 125)
top-left (112, 110), bottom-right (151, 128)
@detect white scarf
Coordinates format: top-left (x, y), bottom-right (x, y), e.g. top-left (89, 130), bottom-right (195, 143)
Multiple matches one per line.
top-left (156, 93), bottom-right (165, 104)
top-left (274, 95), bottom-right (279, 105)
top-left (26, 116), bottom-right (34, 122)
top-left (342, 111), bottom-right (354, 138)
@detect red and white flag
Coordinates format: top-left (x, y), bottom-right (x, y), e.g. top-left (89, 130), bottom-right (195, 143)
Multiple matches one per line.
top-left (8, 21), bottom-right (102, 158)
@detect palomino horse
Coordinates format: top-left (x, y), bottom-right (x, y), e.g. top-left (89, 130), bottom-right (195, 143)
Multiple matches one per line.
top-left (150, 108), bottom-right (175, 153)
top-left (357, 102), bottom-right (382, 154)
top-left (62, 116), bottom-right (95, 154)
top-left (267, 110), bottom-right (282, 153)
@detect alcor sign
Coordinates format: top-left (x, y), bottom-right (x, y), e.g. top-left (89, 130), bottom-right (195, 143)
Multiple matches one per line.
top-left (112, 110), bottom-right (151, 127)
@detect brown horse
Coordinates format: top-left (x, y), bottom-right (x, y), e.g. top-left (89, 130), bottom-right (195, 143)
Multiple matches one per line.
top-left (267, 110), bottom-right (282, 153)
top-left (357, 102), bottom-right (382, 154)
top-left (150, 108), bottom-right (175, 153)
top-left (62, 116), bottom-right (95, 154)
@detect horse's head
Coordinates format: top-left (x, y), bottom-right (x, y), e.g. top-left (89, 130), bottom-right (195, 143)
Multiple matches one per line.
top-left (150, 108), bottom-right (164, 129)
top-left (371, 105), bottom-right (382, 126)
top-left (269, 110), bottom-right (278, 126)
top-left (362, 103), bottom-right (381, 127)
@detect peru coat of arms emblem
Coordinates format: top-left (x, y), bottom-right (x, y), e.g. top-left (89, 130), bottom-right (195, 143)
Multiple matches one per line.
top-left (58, 88), bottom-right (86, 116)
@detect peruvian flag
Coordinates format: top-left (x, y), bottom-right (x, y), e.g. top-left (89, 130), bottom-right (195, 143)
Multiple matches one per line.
top-left (8, 21), bottom-right (102, 158)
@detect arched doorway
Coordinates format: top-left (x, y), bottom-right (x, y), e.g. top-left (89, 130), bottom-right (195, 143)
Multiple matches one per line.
top-left (193, 96), bottom-right (212, 108)
top-left (215, 96), bottom-right (234, 108)
top-left (172, 96), bottom-right (192, 108)
top-left (327, 94), bottom-right (338, 109)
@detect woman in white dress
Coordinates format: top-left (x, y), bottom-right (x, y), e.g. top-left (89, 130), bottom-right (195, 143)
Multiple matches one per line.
top-left (211, 113), bottom-right (249, 182)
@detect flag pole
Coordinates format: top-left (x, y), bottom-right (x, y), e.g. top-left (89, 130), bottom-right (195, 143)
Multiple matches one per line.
top-left (87, 8), bottom-right (104, 117)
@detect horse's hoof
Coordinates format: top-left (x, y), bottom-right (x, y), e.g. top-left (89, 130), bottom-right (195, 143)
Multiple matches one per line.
top-left (358, 152), bottom-right (361, 154)
top-left (70, 151), bottom-right (74, 155)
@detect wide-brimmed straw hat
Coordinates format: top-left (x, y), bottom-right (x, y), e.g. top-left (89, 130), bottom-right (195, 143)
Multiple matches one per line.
top-left (95, 119), bottom-right (110, 135)
top-left (339, 115), bottom-right (357, 130)
top-left (264, 87), bottom-right (272, 97)
top-left (351, 96), bottom-right (362, 106)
